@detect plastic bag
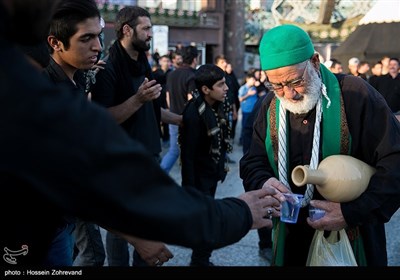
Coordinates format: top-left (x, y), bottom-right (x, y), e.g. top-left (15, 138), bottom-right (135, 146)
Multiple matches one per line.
top-left (306, 229), bottom-right (358, 266)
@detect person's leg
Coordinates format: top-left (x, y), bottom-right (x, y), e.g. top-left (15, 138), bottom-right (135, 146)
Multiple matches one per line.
top-left (162, 122), bottom-right (170, 146)
top-left (189, 181), bottom-right (217, 266)
top-left (257, 226), bottom-right (272, 262)
top-left (190, 248), bottom-right (214, 266)
top-left (72, 220), bottom-right (105, 266)
top-left (105, 231), bottom-right (129, 266)
top-left (231, 118), bottom-right (237, 141)
top-left (240, 112), bottom-right (249, 146)
top-left (160, 124), bottom-right (180, 173)
top-left (43, 222), bottom-right (75, 267)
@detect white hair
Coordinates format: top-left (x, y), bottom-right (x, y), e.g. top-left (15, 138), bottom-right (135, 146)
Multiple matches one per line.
top-left (277, 62), bottom-right (322, 114)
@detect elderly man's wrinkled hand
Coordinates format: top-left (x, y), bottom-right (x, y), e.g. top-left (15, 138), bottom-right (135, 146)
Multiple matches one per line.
top-left (262, 177), bottom-right (289, 202)
top-left (306, 200), bottom-right (347, 231)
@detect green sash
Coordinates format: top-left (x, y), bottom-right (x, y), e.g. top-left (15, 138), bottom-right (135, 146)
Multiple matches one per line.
top-left (265, 65), bottom-right (366, 266)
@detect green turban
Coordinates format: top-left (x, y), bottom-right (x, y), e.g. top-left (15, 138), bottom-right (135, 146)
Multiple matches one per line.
top-left (259, 24), bottom-right (314, 70)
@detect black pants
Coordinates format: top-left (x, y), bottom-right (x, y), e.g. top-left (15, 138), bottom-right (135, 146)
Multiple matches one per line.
top-left (188, 181), bottom-right (218, 266)
top-left (257, 226), bottom-right (272, 249)
top-left (191, 247), bottom-right (213, 266)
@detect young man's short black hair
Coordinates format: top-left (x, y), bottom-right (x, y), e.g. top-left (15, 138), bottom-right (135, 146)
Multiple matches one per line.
top-left (182, 45), bottom-right (198, 65)
top-left (195, 64), bottom-right (225, 94)
top-left (49, 0), bottom-right (100, 50)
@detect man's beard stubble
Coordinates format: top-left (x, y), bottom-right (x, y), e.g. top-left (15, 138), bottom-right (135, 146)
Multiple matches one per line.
top-left (131, 34), bottom-right (151, 52)
top-left (277, 65), bottom-right (322, 115)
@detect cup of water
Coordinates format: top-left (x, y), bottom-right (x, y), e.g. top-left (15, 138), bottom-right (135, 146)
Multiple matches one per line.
top-left (280, 193), bottom-right (304, 224)
top-left (309, 205), bottom-right (326, 221)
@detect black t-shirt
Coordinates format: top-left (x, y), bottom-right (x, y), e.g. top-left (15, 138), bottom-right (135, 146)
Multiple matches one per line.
top-left (374, 73), bottom-right (400, 112)
top-left (91, 43), bottom-right (161, 156)
top-left (166, 65), bottom-right (196, 114)
top-left (44, 56), bottom-right (86, 97)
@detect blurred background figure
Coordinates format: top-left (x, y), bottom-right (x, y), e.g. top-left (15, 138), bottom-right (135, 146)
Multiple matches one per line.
top-left (368, 61), bottom-right (382, 89)
top-left (330, 58), bottom-right (343, 74)
top-left (170, 51), bottom-right (183, 70)
top-left (347, 57), bottom-right (361, 77)
top-left (225, 62), bottom-right (241, 141)
top-left (358, 61), bottom-right (370, 80)
top-left (381, 56), bottom-right (390, 75)
top-left (153, 54), bottom-right (172, 147)
top-left (373, 57), bottom-right (400, 113)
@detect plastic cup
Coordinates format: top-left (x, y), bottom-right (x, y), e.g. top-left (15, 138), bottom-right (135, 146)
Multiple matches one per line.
top-left (309, 205), bottom-right (326, 221)
top-left (280, 193), bottom-right (304, 224)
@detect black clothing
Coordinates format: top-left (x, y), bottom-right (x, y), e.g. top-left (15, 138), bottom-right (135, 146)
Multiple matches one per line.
top-left (1, 39), bottom-right (253, 266)
top-left (242, 94), bottom-right (268, 155)
top-left (359, 73), bottom-right (368, 81)
top-left (226, 71), bottom-right (241, 111)
top-left (368, 74), bottom-right (380, 90)
top-left (91, 40), bottom-right (161, 157)
top-left (180, 93), bottom-right (230, 267)
top-left (166, 65), bottom-right (196, 114)
top-left (240, 75), bottom-right (400, 266)
top-left (224, 74), bottom-right (238, 111)
top-left (153, 67), bottom-right (172, 110)
top-left (153, 67), bottom-right (172, 141)
top-left (256, 81), bottom-right (268, 96)
top-left (225, 71), bottom-right (241, 139)
top-left (242, 93), bottom-right (273, 251)
top-left (374, 73), bottom-right (400, 112)
top-left (180, 99), bottom-right (228, 191)
top-left (43, 56), bottom-right (87, 229)
top-left (44, 56), bottom-right (86, 97)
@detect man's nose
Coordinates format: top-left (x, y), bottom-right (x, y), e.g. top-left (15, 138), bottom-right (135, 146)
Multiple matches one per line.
top-left (283, 85), bottom-right (297, 99)
top-left (93, 37), bottom-right (102, 52)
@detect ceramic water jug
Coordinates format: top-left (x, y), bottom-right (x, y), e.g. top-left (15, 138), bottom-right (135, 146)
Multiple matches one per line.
top-left (291, 155), bottom-right (376, 202)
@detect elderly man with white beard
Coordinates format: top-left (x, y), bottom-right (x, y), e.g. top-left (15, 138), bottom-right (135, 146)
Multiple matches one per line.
top-left (239, 24), bottom-right (400, 266)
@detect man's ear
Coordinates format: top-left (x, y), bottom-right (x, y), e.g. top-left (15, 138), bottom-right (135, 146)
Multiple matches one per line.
top-left (47, 35), bottom-right (62, 52)
top-left (311, 53), bottom-right (321, 71)
top-left (122, 24), bottom-right (132, 37)
top-left (201, 85), bottom-right (210, 95)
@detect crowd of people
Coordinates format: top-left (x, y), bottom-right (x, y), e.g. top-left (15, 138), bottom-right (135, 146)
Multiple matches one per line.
top-left (1, 0), bottom-right (281, 268)
top-left (2, 0), bottom-right (400, 270)
top-left (323, 55), bottom-right (400, 114)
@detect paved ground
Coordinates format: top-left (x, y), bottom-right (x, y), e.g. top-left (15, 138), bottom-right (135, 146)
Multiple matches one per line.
top-left (161, 139), bottom-right (270, 266)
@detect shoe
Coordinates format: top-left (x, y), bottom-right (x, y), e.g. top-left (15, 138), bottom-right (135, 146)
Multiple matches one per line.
top-left (259, 248), bottom-right (272, 262)
top-left (189, 261), bottom-right (215, 267)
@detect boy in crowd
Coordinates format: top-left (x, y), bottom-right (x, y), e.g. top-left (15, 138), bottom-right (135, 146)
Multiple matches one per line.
top-left (179, 64), bottom-right (233, 266)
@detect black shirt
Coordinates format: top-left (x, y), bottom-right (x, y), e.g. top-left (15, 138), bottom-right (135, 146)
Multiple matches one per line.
top-left (374, 73), bottom-right (400, 113)
top-left (91, 41), bottom-right (161, 157)
top-left (44, 56), bottom-right (86, 97)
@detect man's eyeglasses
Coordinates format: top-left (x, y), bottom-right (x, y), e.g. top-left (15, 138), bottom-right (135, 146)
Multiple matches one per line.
top-left (265, 61), bottom-right (309, 94)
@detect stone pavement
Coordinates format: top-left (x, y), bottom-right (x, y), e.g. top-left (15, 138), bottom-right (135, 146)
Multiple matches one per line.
top-left (161, 138), bottom-right (270, 266)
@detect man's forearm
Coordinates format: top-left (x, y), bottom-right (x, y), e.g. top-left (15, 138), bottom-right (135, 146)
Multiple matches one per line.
top-left (107, 95), bottom-right (143, 124)
top-left (161, 108), bottom-right (182, 126)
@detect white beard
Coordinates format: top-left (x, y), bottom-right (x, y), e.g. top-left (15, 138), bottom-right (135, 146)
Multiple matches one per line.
top-left (277, 66), bottom-right (322, 115)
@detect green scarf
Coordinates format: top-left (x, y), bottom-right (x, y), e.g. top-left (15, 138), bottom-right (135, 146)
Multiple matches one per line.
top-left (265, 64), bottom-right (364, 266)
